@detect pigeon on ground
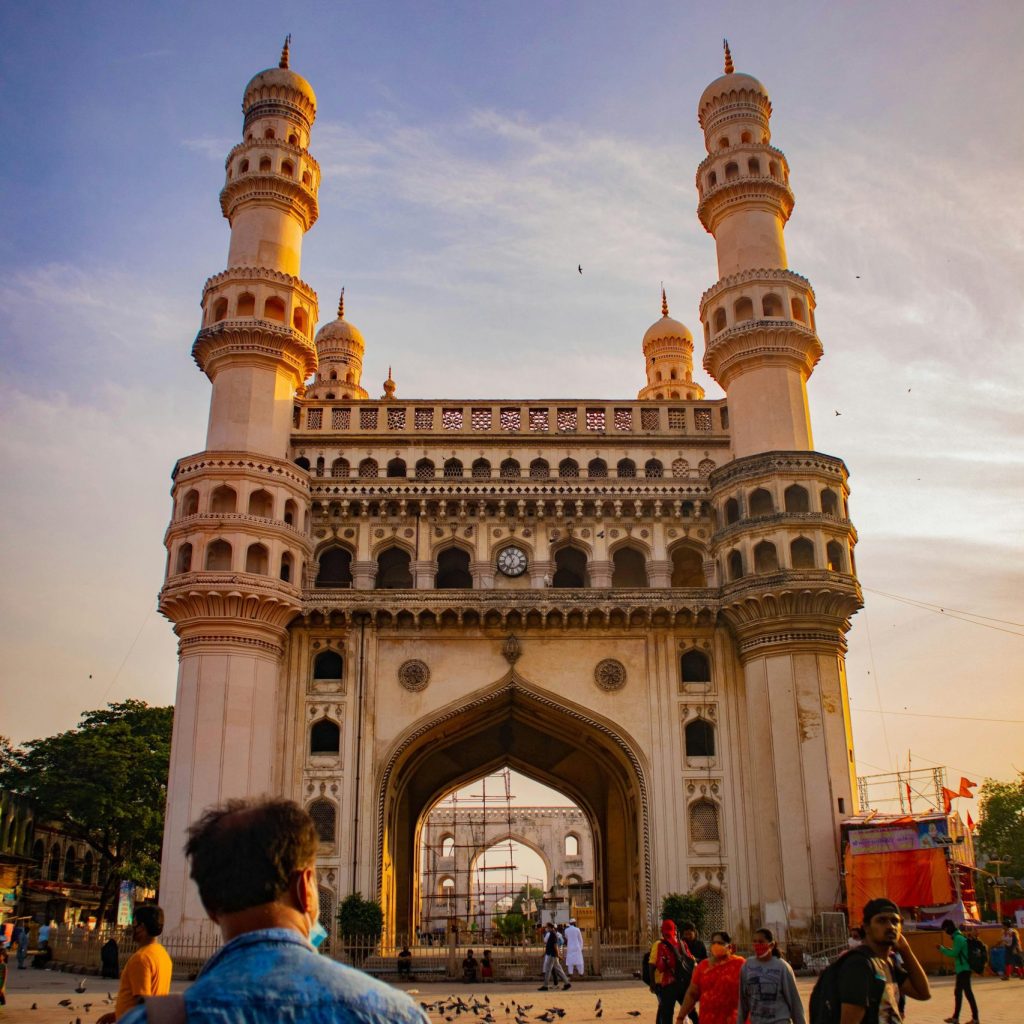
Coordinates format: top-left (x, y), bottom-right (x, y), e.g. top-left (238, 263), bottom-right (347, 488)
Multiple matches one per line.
top-left (75, 980), bottom-right (87, 993)
top-left (58, 1000), bottom-right (73, 1007)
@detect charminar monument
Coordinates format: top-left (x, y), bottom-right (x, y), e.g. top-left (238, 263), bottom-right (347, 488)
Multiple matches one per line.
top-left (158, 38), bottom-right (862, 943)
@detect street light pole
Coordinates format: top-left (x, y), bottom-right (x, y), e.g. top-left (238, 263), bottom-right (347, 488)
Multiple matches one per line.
top-left (989, 859), bottom-right (1008, 921)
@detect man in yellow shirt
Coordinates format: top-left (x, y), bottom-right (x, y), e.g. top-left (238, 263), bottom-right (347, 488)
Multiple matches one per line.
top-left (97, 904), bottom-right (172, 1022)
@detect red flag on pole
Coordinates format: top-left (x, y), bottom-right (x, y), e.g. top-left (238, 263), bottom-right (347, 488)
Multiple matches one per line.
top-left (958, 777), bottom-right (977, 798)
top-left (967, 812), bottom-right (976, 832)
top-left (942, 787), bottom-right (959, 814)
top-left (905, 781), bottom-right (913, 812)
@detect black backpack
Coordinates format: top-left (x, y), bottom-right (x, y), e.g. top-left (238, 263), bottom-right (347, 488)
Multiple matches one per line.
top-left (966, 937), bottom-right (988, 975)
top-left (642, 940), bottom-right (694, 990)
top-left (808, 946), bottom-right (872, 1024)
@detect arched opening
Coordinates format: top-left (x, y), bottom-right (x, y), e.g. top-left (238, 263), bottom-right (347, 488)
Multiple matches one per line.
top-left (317, 547), bottom-right (353, 587)
top-left (552, 546), bottom-right (588, 588)
top-left (239, 159), bottom-right (249, 174)
top-left (528, 458), bottom-right (549, 479)
top-left (175, 543), bottom-right (193, 575)
top-left (284, 499), bottom-right (298, 524)
top-left (790, 537), bottom-right (816, 569)
top-left (718, 136), bottom-right (729, 149)
top-left (791, 296), bottom-right (808, 323)
top-left (754, 540), bottom-right (779, 573)
top-left (644, 459), bottom-right (663, 479)
top-left (559, 458), bottom-right (579, 479)
top-left (749, 488), bottom-right (774, 516)
top-left (762, 293), bottom-right (783, 317)
top-left (443, 458), bottom-right (464, 479)
top-left (182, 489), bottom-right (199, 516)
top-left (313, 650), bottom-right (343, 680)
top-left (288, 132), bottom-right (298, 145)
top-left (588, 458), bottom-right (607, 478)
top-left (500, 459), bottom-right (521, 480)
top-left (281, 159), bottom-right (295, 177)
top-left (310, 719), bottom-right (341, 755)
top-left (64, 847), bottom-right (77, 882)
top-left (565, 834), bottom-right (580, 857)
top-left (685, 719), bottom-right (716, 757)
top-left (292, 308), bottom-right (306, 333)
top-left (747, 157), bottom-right (761, 175)
top-left (263, 127), bottom-right (275, 140)
top-left (827, 540), bottom-right (846, 572)
top-left (245, 543), bottom-right (269, 575)
top-left (210, 485), bottom-right (237, 514)
top-left (264, 297), bottom-right (286, 322)
top-left (308, 798), bottom-right (336, 846)
top-left (236, 292), bottom-right (255, 316)
top-left (611, 547), bottom-right (647, 587)
top-left (315, 456), bottom-right (325, 477)
top-left (382, 684), bottom-right (649, 935)
top-left (294, 456), bottom-right (310, 470)
top-left (386, 458), bottom-right (407, 478)
top-left (769, 160), bottom-right (780, 180)
top-left (784, 484), bottom-right (810, 513)
top-left (740, 130), bottom-right (752, 143)
top-left (724, 161), bottom-right (739, 181)
top-left (680, 650), bottom-right (711, 684)
top-left (713, 308), bottom-right (727, 333)
top-left (734, 296), bottom-right (754, 322)
top-left (436, 548), bottom-right (472, 589)
top-left (820, 489), bottom-right (839, 516)
top-left (706, 171), bottom-right (717, 188)
top-left (415, 458), bottom-right (435, 479)
top-left (670, 546), bottom-right (704, 587)
top-left (724, 497), bottom-right (740, 524)
top-left (259, 156), bottom-right (272, 172)
top-left (616, 458), bottom-right (636, 478)
top-left (377, 547), bottom-right (413, 589)
top-left (48, 843), bottom-right (61, 880)
top-left (248, 489), bottom-right (273, 517)
top-left (212, 297), bottom-right (228, 322)
top-left (205, 539), bottom-right (232, 571)
top-left (440, 836), bottom-right (456, 858)
top-left (727, 550), bottom-right (744, 581)
top-left (279, 551), bottom-right (294, 582)
top-left (472, 458), bottom-right (491, 480)
top-left (689, 799), bottom-right (720, 844)
top-left (358, 458), bottom-right (378, 478)
top-left (81, 851), bottom-right (93, 885)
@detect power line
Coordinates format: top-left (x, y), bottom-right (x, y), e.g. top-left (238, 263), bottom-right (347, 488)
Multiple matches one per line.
top-left (851, 706), bottom-right (1024, 725)
top-left (863, 588), bottom-right (1024, 638)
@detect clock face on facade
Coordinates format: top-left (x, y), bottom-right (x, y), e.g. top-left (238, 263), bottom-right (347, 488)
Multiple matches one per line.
top-left (496, 545), bottom-right (528, 577)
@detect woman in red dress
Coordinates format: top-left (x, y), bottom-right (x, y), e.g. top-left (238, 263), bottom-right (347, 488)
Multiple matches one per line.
top-left (676, 930), bottom-right (746, 1024)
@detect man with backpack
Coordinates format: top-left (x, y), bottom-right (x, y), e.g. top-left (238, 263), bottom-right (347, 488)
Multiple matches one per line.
top-left (809, 897), bottom-right (930, 1023)
top-left (936, 919), bottom-right (979, 1023)
top-left (648, 918), bottom-right (694, 1024)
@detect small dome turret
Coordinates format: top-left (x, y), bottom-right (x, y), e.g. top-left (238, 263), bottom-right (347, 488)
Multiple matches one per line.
top-left (243, 37), bottom-right (317, 127)
top-left (309, 288), bottom-right (368, 399)
top-left (638, 289), bottom-right (704, 401)
top-left (697, 40), bottom-right (772, 149)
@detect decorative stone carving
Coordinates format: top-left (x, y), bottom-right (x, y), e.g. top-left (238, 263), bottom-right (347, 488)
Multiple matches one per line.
top-left (594, 658), bottom-right (627, 692)
top-left (502, 635), bottom-right (522, 665)
top-left (398, 659), bottom-right (430, 692)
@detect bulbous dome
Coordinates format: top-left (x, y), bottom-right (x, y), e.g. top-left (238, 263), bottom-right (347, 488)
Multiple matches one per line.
top-left (315, 314), bottom-right (365, 354)
top-left (698, 71), bottom-right (770, 126)
top-left (643, 314), bottom-right (693, 348)
top-left (242, 40), bottom-right (317, 122)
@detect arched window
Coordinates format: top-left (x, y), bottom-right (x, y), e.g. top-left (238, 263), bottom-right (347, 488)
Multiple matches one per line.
top-left (331, 457), bottom-right (349, 478)
top-left (32, 839), bottom-right (44, 869)
top-left (529, 458), bottom-right (550, 479)
top-left (239, 159), bottom-right (249, 174)
top-left (612, 547), bottom-right (647, 587)
top-left (248, 489), bottom-right (274, 517)
top-left (680, 650), bottom-right (711, 683)
top-left (376, 547), bottom-right (413, 588)
top-left (205, 540), bottom-right (232, 571)
top-left (245, 543), bottom-right (269, 574)
top-left (553, 547), bottom-right (587, 588)
top-left (294, 456), bottom-right (311, 470)
top-left (791, 538), bottom-right (816, 569)
top-left (292, 308), bottom-right (306, 333)
top-left (284, 499), bottom-right (298, 525)
top-left (263, 127), bottom-right (275, 140)
top-left (281, 160), bottom-right (295, 177)
top-left (713, 308), bottom-right (727, 333)
top-left (64, 847), bottom-right (77, 882)
top-left (747, 157), bottom-right (761, 175)
top-left (310, 719), bottom-right (341, 755)
top-left (727, 550), bottom-right (744, 581)
top-left (441, 836), bottom-right (456, 858)
top-left (559, 458), bottom-right (579, 479)
top-left (734, 296), bottom-right (754, 322)
top-left (791, 297), bottom-right (807, 323)
top-left (386, 458), bottom-right (406, 478)
top-left (317, 547), bottom-right (353, 587)
top-left (644, 458), bottom-right (663, 479)
top-left (259, 156), bottom-right (272, 173)
top-left (288, 132), bottom-right (298, 145)
top-left (313, 650), bottom-right (343, 679)
top-left (820, 489), bottom-right (839, 516)
top-left (81, 851), bottom-right (93, 886)
top-left (689, 799), bottom-right (720, 843)
top-left (685, 718), bottom-right (716, 757)
top-left (443, 458), bottom-right (464, 479)
top-left (671, 547), bottom-right (704, 587)
top-left (436, 548), bottom-right (472, 589)
top-left (706, 171), bottom-right (717, 189)
top-left (718, 136), bottom-right (729, 149)
top-left (212, 297), bottom-right (228, 322)
top-left (754, 540), bottom-right (779, 573)
top-left (415, 458), bottom-right (435, 479)
top-left (671, 458), bottom-right (689, 479)
top-left (279, 551), bottom-right (294, 582)
top-left (616, 458), bottom-right (636, 478)
top-left (472, 458), bottom-right (491, 480)
top-left (769, 160), bottom-right (780, 179)
top-left (308, 799), bottom-right (336, 845)
top-left (749, 488), bottom-right (774, 516)
top-left (827, 540), bottom-right (846, 572)
top-left (762, 293), bottom-right (782, 317)
top-left (500, 459), bottom-right (521, 480)
top-left (565, 834), bottom-right (579, 857)
top-left (175, 543), bottom-right (193, 574)
top-left (358, 458), bottom-right (378, 478)
top-left (48, 843), bottom-right (61, 880)
top-left (315, 456), bottom-right (325, 477)
top-left (588, 458), bottom-right (607, 478)
top-left (724, 497), bottom-right (740, 524)
top-left (236, 292), bottom-right (255, 316)
top-left (182, 489), bottom-right (199, 516)
top-left (740, 130), bottom-right (752, 143)
top-left (725, 161), bottom-right (739, 181)
top-left (264, 297), bottom-right (286, 323)
top-left (784, 484), bottom-right (809, 513)
top-left (210, 486), bottom-right (237, 514)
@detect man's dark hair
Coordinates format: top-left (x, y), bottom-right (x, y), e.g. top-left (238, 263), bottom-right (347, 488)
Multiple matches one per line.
top-left (680, 921), bottom-right (696, 933)
top-left (942, 919), bottom-right (957, 934)
top-left (184, 798), bottom-right (319, 916)
top-left (711, 930), bottom-right (731, 944)
top-left (133, 904), bottom-right (164, 938)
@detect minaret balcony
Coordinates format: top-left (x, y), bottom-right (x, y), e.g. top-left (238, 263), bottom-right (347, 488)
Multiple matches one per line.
top-left (192, 319), bottom-right (318, 381)
top-left (201, 267), bottom-right (319, 339)
top-left (697, 175), bottom-right (794, 234)
top-left (702, 319), bottom-right (822, 385)
top-left (220, 172), bottom-right (319, 230)
top-left (711, 511), bottom-right (857, 547)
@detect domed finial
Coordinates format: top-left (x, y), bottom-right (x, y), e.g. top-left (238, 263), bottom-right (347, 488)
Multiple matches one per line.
top-left (337, 286), bottom-right (345, 319)
top-left (382, 366), bottom-right (397, 400)
top-left (279, 34), bottom-right (292, 69)
top-left (661, 285), bottom-right (669, 318)
top-left (723, 38), bottom-right (734, 75)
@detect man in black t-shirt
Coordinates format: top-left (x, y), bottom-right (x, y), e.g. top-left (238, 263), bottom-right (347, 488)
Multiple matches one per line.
top-left (837, 898), bottom-right (930, 1024)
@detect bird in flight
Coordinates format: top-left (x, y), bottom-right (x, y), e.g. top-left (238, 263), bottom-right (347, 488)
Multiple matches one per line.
top-left (834, 410), bottom-right (841, 416)
top-left (578, 264), bottom-right (583, 274)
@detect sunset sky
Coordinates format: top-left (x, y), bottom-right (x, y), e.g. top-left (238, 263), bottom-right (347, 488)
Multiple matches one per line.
top-left (2, 1), bottom-right (1022, 820)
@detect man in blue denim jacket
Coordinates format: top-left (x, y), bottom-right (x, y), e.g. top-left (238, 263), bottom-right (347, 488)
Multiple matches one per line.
top-left (122, 798), bottom-right (427, 1024)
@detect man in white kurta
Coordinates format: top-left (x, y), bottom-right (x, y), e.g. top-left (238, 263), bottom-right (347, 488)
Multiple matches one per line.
top-left (564, 918), bottom-right (584, 976)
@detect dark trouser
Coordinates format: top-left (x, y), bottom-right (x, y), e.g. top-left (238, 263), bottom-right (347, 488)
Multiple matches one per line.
top-left (655, 983), bottom-right (687, 1024)
top-left (953, 970), bottom-right (979, 1020)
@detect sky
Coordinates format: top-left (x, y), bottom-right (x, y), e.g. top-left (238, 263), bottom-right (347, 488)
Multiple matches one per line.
top-left (1, 1), bottom-right (1022, 821)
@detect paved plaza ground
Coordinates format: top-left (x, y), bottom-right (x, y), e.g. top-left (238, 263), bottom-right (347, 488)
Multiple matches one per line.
top-left (4, 966), bottom-right (1023, 1024)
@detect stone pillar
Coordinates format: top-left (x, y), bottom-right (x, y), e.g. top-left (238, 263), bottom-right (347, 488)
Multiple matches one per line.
top-left (589, 559), bottom-right (613, 588)
top-left (351, 559), bottom-right (376, 590)
top-left (413, 559), bottom-right (435, 589)
top-left (648, 558), bottom-right (672, 588)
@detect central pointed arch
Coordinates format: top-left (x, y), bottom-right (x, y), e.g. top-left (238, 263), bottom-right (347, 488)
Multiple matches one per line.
top-left (377, 673), bottom-right (651, 936)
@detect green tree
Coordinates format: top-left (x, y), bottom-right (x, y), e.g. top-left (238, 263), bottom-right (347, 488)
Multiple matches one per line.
top-left (493, 911), bottom-right (529, 942)
top-left (0, 701), bottom-right (173, 922)
top-left (976, 776), bottom-right (1024, 878)
top-left (512, 883), bottom-right (544, 917)
top-left (661, 892), bottom-right (706, 935)
top-left (337, 892), bottom-right (383, 937)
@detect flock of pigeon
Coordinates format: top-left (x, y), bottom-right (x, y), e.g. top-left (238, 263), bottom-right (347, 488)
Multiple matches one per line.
top-left (27, 976), bottom-right (116, 1022)
top-left (417, 993), bottom-right (643, 1023)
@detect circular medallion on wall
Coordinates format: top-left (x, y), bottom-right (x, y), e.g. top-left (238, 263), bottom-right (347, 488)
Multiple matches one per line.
top-left (496, 545), bottom-right (528, 577)
top-left (398, 659), bottom-right (430, 692)
top-left (594, 658), bottom-right (627, 692)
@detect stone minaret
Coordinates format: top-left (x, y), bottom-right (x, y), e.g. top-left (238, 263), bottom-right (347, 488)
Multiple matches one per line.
top-left (697, 40), bottom-right (820, 459)
top-left (157, 40), bottom-right (320, 936)
top-left (698, 43), bottom-right (862, 927)
top-left (637, 288), bottom-right (705, 401)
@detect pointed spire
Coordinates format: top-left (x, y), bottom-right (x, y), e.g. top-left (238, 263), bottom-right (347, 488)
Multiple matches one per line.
top-left (382, 366), bottom-right (397, 400)
top-left (661, 285), bottom-right (669, 318)
top-left (337, 286), bottom-right (345, 319)
top-left (723, 38), bottom-right (734, 75)
top-left (279, 34), bottom-right (292, 70)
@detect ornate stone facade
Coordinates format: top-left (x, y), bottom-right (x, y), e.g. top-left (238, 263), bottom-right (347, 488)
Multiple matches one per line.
top-left (157, 41), bottom-right (862, 943)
